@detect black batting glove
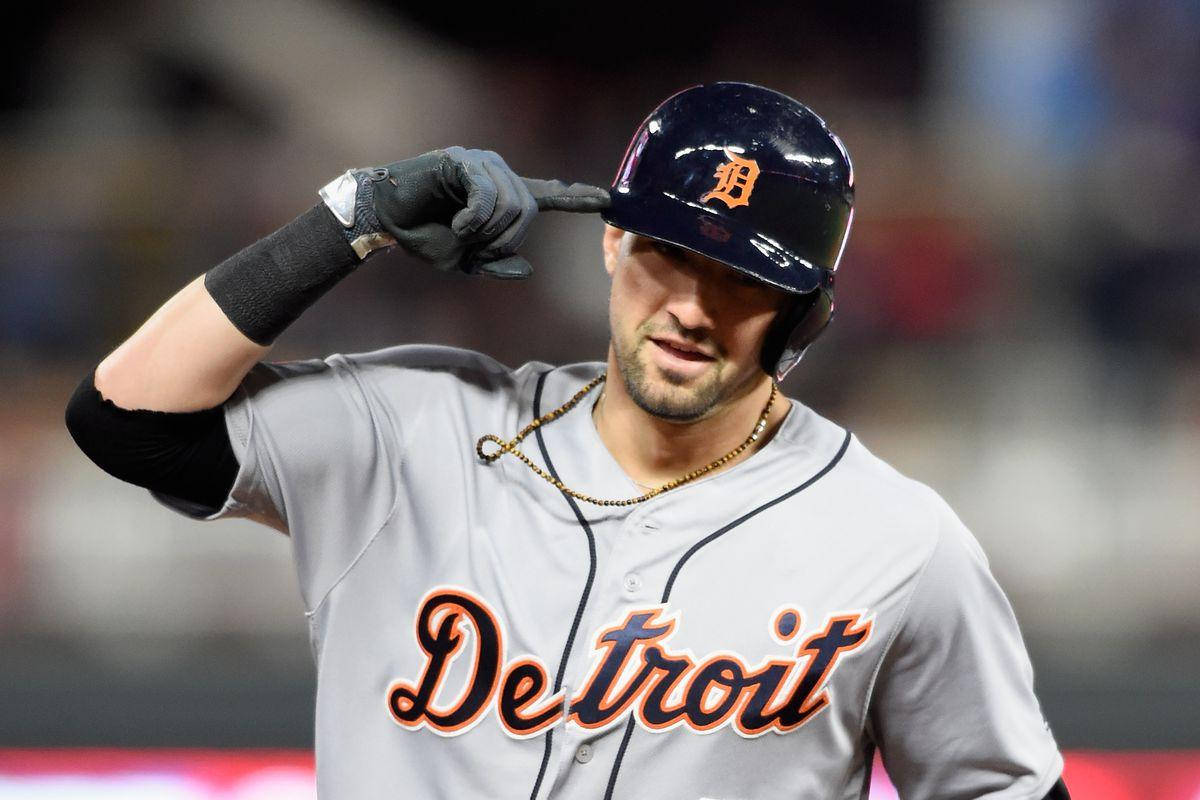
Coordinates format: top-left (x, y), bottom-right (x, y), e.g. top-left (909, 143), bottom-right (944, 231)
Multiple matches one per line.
top-left (320, 146), bottom-right (610, 279)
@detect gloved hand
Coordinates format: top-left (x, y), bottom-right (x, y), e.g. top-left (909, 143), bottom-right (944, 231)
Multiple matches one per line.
top-left (319, 146), bottom-right (610, 279)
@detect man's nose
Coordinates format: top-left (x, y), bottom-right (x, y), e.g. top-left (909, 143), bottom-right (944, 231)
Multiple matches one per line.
top-left (663, 263), bottom-right (720, 333)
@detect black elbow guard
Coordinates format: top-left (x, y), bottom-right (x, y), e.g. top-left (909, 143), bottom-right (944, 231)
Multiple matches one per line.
top-left (64, 370), bottom-right (239, 513)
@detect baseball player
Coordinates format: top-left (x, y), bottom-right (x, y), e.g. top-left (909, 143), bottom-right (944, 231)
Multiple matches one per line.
top-left (66, 82), bottom-right (1070, 799)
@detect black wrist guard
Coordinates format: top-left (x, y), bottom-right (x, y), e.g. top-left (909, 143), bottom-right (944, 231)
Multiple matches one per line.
top-left (203, 202), bottom-right (360, 346)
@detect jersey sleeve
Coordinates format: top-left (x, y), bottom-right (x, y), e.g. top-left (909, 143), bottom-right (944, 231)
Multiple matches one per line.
top-left (153, 354), bottom-right (403, 612)
top-left (868, 497), bottom-right (1063, 800)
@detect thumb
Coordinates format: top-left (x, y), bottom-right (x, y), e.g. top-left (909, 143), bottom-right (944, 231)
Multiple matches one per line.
top-left (521, 178), bottom-right (611, 212)
top-left (472, 254), bottom-right (534, 280)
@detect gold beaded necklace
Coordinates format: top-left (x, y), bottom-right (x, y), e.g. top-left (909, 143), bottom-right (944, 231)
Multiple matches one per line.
top-left (475, 373), bottom-right (779, 507)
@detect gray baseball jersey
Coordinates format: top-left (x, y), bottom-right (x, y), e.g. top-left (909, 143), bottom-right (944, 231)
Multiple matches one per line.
top-left (156, 344), bottom-right (1062, 799)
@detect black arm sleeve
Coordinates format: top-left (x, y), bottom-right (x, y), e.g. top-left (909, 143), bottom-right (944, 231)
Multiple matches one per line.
top-left (1043, 777), bottom-right (1071, 799)
top-left (64, 368), bottom-right (239, 514)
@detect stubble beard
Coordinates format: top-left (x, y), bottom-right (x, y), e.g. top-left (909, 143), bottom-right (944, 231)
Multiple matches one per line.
top-left (612, 327), bottom-right (726, 423)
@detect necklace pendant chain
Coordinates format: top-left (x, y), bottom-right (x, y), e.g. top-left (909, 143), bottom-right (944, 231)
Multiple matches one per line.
top-left (475, 374), bottom-right (779, 507)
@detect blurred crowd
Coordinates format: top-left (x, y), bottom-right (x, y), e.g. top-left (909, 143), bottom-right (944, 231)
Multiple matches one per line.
top-left (1, 0), bottom-right (1196, 748)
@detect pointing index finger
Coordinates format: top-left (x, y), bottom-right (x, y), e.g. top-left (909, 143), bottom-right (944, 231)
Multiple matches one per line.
top-left (520, 177), bottom-right (611, 213)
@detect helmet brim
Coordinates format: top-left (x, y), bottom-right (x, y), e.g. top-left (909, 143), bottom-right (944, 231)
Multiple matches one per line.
top-left (601, 189), bottom-right (829, 296)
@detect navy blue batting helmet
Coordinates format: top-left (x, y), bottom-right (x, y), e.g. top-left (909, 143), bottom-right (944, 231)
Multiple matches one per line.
top-left (601, 82), bottom-right (855, 380)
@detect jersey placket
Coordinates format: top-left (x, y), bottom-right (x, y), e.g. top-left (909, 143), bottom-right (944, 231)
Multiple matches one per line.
top-left (526, 504), bottom-right (663, 798)
top-left (521, 366), bottom-right (680, 797)
top-left (521, 366), bottom-right (636, 798)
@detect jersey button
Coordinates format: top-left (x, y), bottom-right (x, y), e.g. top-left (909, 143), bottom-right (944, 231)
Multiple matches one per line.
top-left (574, 743), bottom-right (594, 764)
top-left (639, 519), bottom-right (659, 532)
top-left (622, 573), bottom-right (643, 593)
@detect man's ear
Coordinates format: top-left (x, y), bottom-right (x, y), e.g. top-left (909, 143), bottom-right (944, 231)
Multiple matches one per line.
top-left (602, 224), bottom-right (624, 277)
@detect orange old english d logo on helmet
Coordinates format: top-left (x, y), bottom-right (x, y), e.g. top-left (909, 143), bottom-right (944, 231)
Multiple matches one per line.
top-left (699, 149), bottom-right (760, 209)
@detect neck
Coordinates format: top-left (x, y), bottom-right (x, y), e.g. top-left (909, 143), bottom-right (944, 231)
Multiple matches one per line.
top-left (592, 350), bottom-right (791, 489)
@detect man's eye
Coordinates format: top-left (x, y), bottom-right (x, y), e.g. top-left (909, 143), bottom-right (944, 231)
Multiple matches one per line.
top-left (651, 241), bottom-right (683, 258)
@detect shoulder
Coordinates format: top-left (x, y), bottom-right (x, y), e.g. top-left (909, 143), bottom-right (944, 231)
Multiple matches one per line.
top-left (338, 343), bottom-right (516, 374)
top-left (340, 344), bottom-right (538, 384)
top-left (781, 405), bottom-right (1008, 645)
top-left (776, 399), bottom-right (972, 566)
top-left (228, 346), bottom-right (567, 445)
top-left (247, 345), bottom-right (554, 403)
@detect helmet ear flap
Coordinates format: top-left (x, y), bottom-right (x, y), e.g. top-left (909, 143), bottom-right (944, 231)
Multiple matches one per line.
top-left (761, 282), bottom-right (834, 381)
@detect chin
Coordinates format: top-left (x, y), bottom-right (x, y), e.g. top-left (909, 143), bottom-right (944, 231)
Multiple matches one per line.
top-left (636, 389), bottom-right (714, 422)
top-left (620, 350), bottom-right (725, 422)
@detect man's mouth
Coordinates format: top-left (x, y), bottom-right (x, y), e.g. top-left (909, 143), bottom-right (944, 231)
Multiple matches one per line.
top-left (649, 337), bottom-right (715, 362)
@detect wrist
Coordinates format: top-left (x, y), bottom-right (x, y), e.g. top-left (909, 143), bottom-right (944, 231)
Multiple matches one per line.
top-left (319, 168), bottom-right (398, 260)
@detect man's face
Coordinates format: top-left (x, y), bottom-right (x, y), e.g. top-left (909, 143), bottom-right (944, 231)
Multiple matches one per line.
top-left (602, 225), bottom-right (790, 422)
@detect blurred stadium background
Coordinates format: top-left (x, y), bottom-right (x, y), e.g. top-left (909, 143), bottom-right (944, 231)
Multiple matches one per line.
top-left (1, 0), bottom-right (1197, 797)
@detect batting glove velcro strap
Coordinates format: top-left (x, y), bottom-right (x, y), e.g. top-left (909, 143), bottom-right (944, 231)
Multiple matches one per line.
top-left (319, 168), bottom-right (399, 260)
